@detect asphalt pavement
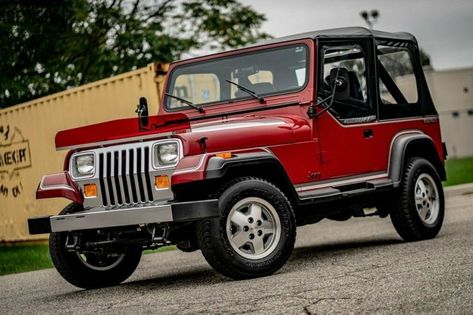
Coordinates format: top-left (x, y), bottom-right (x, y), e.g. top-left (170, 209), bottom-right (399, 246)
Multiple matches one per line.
top-left (1, 188), bottom-right (473, 314)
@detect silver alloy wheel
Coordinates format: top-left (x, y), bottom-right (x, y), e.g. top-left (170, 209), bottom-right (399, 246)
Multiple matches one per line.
top-left (76, 252), bottom-right (125, 271)
top-left (226, 197), bottom-right (282, 260)
top-left (414, 173), bottom-right (440, 225)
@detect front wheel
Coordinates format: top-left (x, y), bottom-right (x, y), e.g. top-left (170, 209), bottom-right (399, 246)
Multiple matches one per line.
top-left (197, 177), bottom-right (296, 279)
top-left (390, 157), bottom-right (445, 241)
top-left (49, 204), bottom-right (142, 289)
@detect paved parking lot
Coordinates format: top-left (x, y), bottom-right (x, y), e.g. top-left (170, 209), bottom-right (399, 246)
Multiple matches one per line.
top-left (1, 191), bottom-right (473, 314)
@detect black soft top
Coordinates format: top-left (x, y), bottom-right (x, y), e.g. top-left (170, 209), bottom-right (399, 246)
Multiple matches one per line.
top-left (174, 27), bottom-right (417, 64)
top-left (253, 27), bottom-right (416, 47)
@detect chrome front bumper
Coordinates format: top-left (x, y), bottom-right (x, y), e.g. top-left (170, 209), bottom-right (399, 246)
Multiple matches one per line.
top-left (28, 199), bottom-right (219, 234)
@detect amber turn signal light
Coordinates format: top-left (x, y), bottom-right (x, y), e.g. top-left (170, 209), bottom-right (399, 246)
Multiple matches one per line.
top-left (155, 175), bottom-right (170, 189)
top-left (83, 184), bottom-right (97, 197)
top-left (216, 152), bottom-right (233, 159)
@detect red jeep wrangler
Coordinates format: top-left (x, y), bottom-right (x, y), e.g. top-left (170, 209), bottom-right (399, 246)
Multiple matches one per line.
top-left (29, 27), bottom-right (447, 288)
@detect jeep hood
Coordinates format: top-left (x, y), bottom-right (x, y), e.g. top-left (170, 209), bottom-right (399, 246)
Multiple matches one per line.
top-left (55, 113), bottom-right (190, 150)
top-left (182, 114), bottom-right (312, 154)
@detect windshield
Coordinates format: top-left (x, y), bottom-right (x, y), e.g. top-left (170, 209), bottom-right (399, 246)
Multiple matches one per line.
top-left (165, 44), bottom-right (309, 110)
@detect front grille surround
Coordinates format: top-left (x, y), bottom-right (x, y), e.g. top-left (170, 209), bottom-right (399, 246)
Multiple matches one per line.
top-left (70, 139), bottom-right (181, 209)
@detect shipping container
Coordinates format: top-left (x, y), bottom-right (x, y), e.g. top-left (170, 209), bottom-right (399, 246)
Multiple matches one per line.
top-left (0, 63), bottom-right (167, 241)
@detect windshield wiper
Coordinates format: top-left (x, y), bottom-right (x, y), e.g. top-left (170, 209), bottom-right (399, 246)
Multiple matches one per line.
top-left (225, 79), bottom-right (265, 104)
top-left (165, 93), bottom-right (204, 113)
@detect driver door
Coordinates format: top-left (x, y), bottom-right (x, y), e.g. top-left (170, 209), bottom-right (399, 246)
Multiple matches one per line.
top-left (316, 39), bottom-right (386, 180)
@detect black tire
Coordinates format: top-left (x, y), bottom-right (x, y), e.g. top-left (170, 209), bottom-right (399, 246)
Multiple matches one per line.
top-left (197, 177), bottom-right (296, 279)
top-left (390, 157), bottom-right (445, 241)
top-left (49, 203), bottom-right (142, 289)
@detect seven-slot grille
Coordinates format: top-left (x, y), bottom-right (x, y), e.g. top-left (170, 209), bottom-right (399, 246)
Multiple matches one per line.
top-left (98, 147), bottom-right (154, 206)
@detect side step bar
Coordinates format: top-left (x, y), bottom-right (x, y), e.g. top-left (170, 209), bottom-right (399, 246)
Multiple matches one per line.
top-left (298, 179), bottom-right (394, 203)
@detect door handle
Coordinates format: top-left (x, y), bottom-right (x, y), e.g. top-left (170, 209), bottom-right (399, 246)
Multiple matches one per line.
top-left (363, 128), bottom-right (374, 138)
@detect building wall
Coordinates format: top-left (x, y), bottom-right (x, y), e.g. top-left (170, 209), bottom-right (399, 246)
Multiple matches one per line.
top-left (0, 64), bottom-right (167, 241)
top-left (377, 67), bottom-right (473, 158)
top-left (424, 68), bottom-right (473, 158)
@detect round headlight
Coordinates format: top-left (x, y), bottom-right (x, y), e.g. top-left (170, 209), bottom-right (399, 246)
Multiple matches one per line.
top-left (73, 154), bottom-right (95, 177)
top-left (156, 143), bottom-right (178, 166)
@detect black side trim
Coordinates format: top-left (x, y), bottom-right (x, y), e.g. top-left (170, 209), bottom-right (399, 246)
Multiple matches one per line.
top-left (28, 216), bottom-right (52, 234)
top-left (171, 199), bottom-right (219, 222)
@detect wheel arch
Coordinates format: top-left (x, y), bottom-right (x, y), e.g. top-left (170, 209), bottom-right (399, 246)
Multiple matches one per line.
top-left (205, 153), bottom-right (299, 208)
top-left (389, 132), bottom-right (446, 186)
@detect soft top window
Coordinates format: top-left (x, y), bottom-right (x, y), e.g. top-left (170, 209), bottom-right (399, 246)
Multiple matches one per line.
top-left (165, 45), bottom-right (309, 110)
top-left (376, 41), bottom-right (422, 119)
top-left (318, 44), bottom-right (375, 123)
top-left (378, 45), bottom-right (418, 105)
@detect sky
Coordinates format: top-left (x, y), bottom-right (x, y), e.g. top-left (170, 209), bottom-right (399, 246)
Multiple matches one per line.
top-left (239, 0), bottom-right (473, 70)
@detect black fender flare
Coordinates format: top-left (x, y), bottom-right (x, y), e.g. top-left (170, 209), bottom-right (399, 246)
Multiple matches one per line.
top-left (205, 151), bottom-right (298, 202)
top-left (206, 152), bottom-right (281, 178)
top-left (389, 132), bottom-right (446, 187)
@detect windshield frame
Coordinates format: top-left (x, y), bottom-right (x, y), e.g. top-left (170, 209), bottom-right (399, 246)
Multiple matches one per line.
top-left (163, 41), bottom-right (311, 112)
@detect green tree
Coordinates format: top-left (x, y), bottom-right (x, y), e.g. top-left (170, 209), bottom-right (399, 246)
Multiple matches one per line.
top-left (0, 0), bottom-right (270, 108)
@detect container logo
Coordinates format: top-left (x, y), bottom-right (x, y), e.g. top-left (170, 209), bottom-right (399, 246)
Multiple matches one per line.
top-left (0, 141), bottom-right (31, 175)
top-left (0, 126), bottom-right (32, 176)
top-left (0, 125), bottom-right (30, 198)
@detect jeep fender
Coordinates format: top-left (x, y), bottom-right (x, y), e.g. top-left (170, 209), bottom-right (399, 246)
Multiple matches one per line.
top-left (205, 151), bottom-right (298, 202)
top-left (206, 152), bottom-right (280, 179)
top-left (389, 132), bottom-right (446, 187)
top-left (171, 150), bottom-right (298, 203)
top-left (36, 172), bottom-right (84, 205)
top-left (171, 154), bottom-right (209, 186)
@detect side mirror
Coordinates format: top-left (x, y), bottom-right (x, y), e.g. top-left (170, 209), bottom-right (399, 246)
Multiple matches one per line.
top-left (329, 67), bottom-right (350, 101)
top-left (135, 97), bottom-right (149, 130)
top-left (307, 67), bottom-right (352, 119)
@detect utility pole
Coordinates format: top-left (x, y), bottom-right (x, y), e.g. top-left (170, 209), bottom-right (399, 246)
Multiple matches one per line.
top-left (360, 10), bottom-right (379, 30)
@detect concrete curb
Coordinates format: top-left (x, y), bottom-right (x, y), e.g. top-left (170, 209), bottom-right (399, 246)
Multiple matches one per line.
top-left (444, 182), bottom-right (473, 197)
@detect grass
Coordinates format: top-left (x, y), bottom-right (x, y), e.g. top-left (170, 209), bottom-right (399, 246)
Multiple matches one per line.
top-left (0, 242), bottom-right (52, 276)
top-left (1, 157), bottom-right (472, 276)
top-left (443, 156), bottom-right (473, 187)
top-left (0, 242), bottom-right (175, 276)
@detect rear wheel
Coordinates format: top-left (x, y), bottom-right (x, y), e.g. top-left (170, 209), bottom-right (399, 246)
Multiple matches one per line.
top-left (197, 177), bottom-right (296, 279)
top-left (390, 157), bottom-right (445, 241)
top-left (49, 204), bottom-right (142, 289)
